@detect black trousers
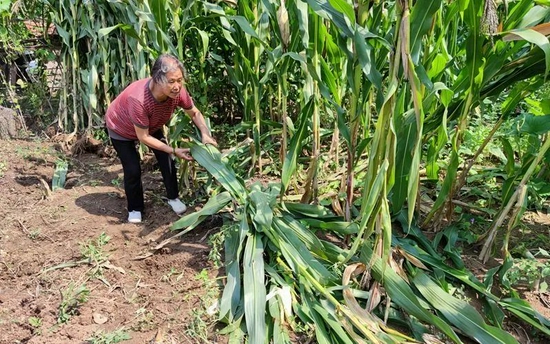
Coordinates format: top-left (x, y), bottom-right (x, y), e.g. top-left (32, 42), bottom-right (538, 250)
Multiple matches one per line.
top-left (111, 130), bottom-right (178, 212)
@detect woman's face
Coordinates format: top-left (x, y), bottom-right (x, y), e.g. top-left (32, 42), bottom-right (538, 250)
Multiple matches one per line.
top-left (160, 69), bottom-right (184, 99)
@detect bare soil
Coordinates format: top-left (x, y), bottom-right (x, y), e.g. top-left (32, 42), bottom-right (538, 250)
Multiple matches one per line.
top-left (0, 138), bottom-right (224, 344)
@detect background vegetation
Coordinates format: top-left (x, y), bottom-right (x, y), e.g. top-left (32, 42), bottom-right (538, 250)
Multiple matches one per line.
top-left (2, 0), bottom-right (550, 342)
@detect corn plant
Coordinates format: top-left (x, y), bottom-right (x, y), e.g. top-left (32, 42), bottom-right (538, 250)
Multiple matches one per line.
top-left (172, 142), bottom-right (550, 343)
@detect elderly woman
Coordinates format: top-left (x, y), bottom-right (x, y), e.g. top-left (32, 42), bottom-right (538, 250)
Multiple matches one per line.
top-left (105, 54), bottom-right (216, 223)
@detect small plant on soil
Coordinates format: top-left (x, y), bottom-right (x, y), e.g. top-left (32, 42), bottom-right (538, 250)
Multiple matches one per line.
top-left (28, 228), bottom-right (41, 240)
top-left (505, 249), bottom-right (550, 292)
top-left (161, 267), bottom-right (181, 284)
top-left (132, 308), bottom-right (155, 332)
top-left (79, 232), bottom-right (112, 278)
top-left (86, 328), bottom-right (130, 344)
top-left (207, 224), bottom-right (228, 268)
top-left (184, 269), bottom-right (220, 342)
top-left (110, 177), bottom-right (122, 188)
top-left (28, 316), bottom-right (42, 335)
top-left (80, 232), bottom-right (111, 263)
top-left (58, 283), bottom-right (90, 324)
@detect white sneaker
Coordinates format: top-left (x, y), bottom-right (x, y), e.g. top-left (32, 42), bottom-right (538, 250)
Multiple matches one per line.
top-left (128, 211), bottom-right (142, 223)
top-left (167, 198), bottom-right (187, 214)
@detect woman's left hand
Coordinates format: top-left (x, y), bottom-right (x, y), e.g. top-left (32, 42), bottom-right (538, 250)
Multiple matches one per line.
top-left (174, 147), bottom-right (193, 161)
top-left (202, 134), bottom-right (218, 146)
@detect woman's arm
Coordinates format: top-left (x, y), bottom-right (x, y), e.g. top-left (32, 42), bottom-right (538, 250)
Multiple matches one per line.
top-left (185, 106), bottom-right (217, 146)
top-left (134, 125), bottom-right (192, 160)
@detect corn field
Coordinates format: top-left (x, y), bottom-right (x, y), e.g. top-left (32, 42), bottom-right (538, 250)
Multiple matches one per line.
top-left (4, 0), bottom-right (550, 342)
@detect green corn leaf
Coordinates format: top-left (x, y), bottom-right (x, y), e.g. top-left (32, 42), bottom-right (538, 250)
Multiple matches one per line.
top-left (228, 15), bottom-right (261, 39)
top-left (282, 202), bottom-right (333, 218)
top-left (394, 238), bottom-right (493, 298)
top-left (503, 28), bottom-right (550, 78)
top-left (413, 272), bottom-right (519, 344)
top-left (190, 143), bottom-right (248, 203)
top-left (52, 160), bottom-right (68, 191)
top-left (223, 318), bottom-right (246, 344)
top-left (327, 0), bottom-right (355, 26)
top-left (281, 99), bottom-right (314, 193)
top-left (361, 246), bottom-right (462, 343)
top-left (220, 214), bottom-right (249, 321)
top-left (344, 159), bottom-right (388, 263)
top-left (354, 30), bottom-right (382, 89)
top-left (410, 0), bottom-right (441, 64)
top-left (55, 25), bottom-right (71, 46)
top-left (302, 0), bottom-right (353, 38)
top-left (500, 298), bottom-right (550, 336)
top-left (203, 2), bottom-right (226, 15)
top-left (149, 0), bottom-right (168, 31)
top-left (397, 235), bottom-right (550, 334)
top-left (297, 296), bottom-right (331, 344)
top-left (424, 148), bottom-right (459, 222)
top-left (98, 24), bottom-right (142, 43)
top-left (483, 299), bottom-right (506, 329)
top-left (298, 218), bottom-right (359, 236)
top-left (518, 114), bottom-right (550, 135)
top-left (243, 233), bottom-right (266, 344)
top-left (249, 182), bottom-right (277, 231)
top-left (192, 27), bottom-right (210, 63)
top-left (171, 191), bottom-right (232, 230)
top-left (393, 107), bottom-right (417, 213)
top-left (501, 137), bottom-right (516, 176)
top-left (319, 56), bottom-right (339, 101)
top-left (279, 214), bottom-right (330, 260)
top-left (0, 0), bottom-right (9, 13)
top-left (311, 300), bottom-right (355, 344)
top-left (271, 218), bottom-right (334, 282)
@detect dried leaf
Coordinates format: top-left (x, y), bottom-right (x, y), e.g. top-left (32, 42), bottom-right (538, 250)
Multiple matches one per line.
top-left (396, 246), bottom-right (429, 270)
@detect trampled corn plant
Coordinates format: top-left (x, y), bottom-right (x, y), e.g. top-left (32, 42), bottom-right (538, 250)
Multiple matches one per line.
top-left (172, 143), bottom-right (550, 343)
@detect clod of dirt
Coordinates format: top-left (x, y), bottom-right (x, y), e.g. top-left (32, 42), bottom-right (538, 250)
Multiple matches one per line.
top-left (71, 134), bottom-right (104, 156)
top-left (92, 312), bottom-right (108, 324)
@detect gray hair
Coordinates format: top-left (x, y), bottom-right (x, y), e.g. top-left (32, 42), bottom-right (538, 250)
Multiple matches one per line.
top-left (150, 54), bottom-right (187, 84)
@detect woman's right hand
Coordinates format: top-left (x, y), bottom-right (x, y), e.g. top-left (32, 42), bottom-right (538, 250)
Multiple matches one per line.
top-left (174, 147), bottom-right (193, 161)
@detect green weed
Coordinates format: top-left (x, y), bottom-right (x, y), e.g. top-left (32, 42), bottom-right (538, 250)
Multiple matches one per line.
top-left (506, 248), bottom-right (550, 292)
top-left (184, 269), bottom-right (220, 343)
top-left (86, 328), bottom-right (130, 344)
top-left (58, 283), bottom-right (90, 324)
top-left (86, 179), bottom-right (103, 187)
top-left (28, 228), bottom-right (41, 240)
top-left (80, 232), bottom-right (111, 262)
top-left (111, 177), bottom-right (122, 188)
top-left (28, 316), bottom-right (42, 335)
top-left (207, 227), bottom-right (227, 269)
top-left (80, 232), bottom-right (111, 278)
top-left (161, 267), bottom-right (180, 283)
top-left (132, 308), bottom-right (155, 332)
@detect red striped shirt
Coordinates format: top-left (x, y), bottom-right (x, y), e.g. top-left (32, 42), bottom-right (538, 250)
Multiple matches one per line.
top-left (105, 78), bottom-right (194, 140)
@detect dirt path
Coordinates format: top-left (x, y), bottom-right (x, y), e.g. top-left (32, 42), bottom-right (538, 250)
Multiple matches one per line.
top-left (0, 138), bottom-right (223, 343)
